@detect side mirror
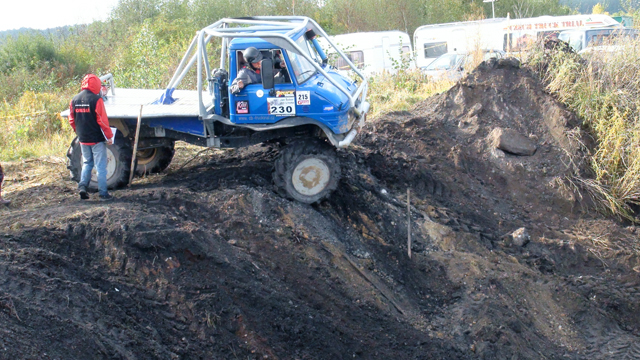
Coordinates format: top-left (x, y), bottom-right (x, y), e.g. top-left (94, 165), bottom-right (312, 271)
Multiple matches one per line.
top-left (261, 58), bottom-right (274, 90)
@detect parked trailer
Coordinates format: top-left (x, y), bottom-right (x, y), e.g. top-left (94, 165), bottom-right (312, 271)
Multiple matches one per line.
top-left (413, 18), bottom-right (506, 69)
top-left (413, 14), bottom-right (621, 68)
top-left (61, 16), bottom-right (370, 204)
top-left (319, 30), bottom-right (414, 75)
top-left (503, 14), bottom-right (621, 52)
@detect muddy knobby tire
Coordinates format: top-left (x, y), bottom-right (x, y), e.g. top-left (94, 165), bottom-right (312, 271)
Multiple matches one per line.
top-left (66, 132), bottom-right (134, 191)
top-left (135, 142), bottom-right (175, 176)
top-left (273, 138), bottom-right (341, 204)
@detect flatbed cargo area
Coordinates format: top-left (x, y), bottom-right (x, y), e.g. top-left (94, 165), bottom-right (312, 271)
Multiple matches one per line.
top-left (60, 89), bottom-right (211, 119)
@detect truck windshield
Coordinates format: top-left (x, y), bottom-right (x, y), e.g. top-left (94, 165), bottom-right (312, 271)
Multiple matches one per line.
top-left (287, 36), bottom-right (317, 83)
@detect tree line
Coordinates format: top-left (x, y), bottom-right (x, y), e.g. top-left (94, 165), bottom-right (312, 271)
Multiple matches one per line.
top-left (110, 0), bottom-right (573, 38)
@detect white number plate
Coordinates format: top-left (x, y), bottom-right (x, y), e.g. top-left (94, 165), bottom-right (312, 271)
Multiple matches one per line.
top-left (268, 97), bottom-right (296, 116)
top-left (297, 91), bottom-right (310, 105)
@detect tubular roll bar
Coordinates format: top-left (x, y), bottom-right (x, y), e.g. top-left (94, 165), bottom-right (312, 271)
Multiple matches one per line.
top-left (165, 16), bottom-right (369, 119)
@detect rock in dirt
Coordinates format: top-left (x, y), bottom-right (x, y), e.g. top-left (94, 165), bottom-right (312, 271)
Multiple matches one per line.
top-left (467, 103), bottom-right (483, 117)
top-left (511, 227), bottom-right (530, 247)
top-left (496, 57), bottom-right (521, 69)
top-left (490, 127), bottom-right (537, 156)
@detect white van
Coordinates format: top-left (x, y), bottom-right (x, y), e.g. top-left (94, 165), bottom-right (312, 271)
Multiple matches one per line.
top-left (320, 30), bottom-right (414, 75)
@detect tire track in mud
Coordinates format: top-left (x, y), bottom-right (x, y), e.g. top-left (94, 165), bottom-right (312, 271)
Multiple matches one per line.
top-left (563, 274), bottom-right (640, 359)
top-left (584, 324), bottom-right (640, 359)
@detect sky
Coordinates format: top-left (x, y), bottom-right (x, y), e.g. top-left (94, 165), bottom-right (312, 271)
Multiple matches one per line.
top-left (0, 0), bottom-right (121, 32)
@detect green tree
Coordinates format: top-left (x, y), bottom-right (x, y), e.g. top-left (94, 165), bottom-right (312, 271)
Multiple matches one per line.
top-left (423, 0), bottom-right (470, 24)
top-left (488, 0), bottom-right (572, 19)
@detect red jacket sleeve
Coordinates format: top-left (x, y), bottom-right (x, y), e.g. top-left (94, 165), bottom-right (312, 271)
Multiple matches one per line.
top-left (68, 100), bottom-right (76, 132)
top-left (95, 98), bottom-right (113, 140)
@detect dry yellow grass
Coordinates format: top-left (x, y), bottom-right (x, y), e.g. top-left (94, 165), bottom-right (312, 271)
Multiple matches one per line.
top-left (367, 70), bottom-right (454, 119)
top-left (530, 36), bottom-right (640, 219)
top-left (1, 91), bottom-right (74, 161)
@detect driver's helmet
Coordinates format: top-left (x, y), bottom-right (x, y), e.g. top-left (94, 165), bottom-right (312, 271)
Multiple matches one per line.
top-left (243, 47), bottom-right (263, 65)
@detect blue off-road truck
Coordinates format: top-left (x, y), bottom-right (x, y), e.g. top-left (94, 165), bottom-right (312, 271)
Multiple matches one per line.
top-left (61, 16), bottom-right (370, 204)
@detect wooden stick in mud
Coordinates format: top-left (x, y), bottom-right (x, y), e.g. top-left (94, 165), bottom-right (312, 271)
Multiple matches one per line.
top-left (128, 105), bottom-right (143, 187)
top-left (407, 188), bottom-right (411, 259)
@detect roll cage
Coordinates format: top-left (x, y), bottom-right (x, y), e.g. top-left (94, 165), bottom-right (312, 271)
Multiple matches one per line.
top-left (163, 16), bottom-right (369, 120)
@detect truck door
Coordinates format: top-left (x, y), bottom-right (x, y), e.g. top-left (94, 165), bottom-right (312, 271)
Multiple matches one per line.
top-left (230, 49), bottom-right (296, 124)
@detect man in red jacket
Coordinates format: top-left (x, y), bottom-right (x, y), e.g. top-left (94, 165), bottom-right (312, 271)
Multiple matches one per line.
top-left (69, 74), bottom-right (114, 201)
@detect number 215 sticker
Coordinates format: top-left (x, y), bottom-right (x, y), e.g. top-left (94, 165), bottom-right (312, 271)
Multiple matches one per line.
top-left (267, 97), bottom-right (296, 116)
top-left (297, 91), bottom-right (310, 105)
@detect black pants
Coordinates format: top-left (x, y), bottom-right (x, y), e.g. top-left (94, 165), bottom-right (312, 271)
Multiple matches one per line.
top-left (0, 164), bottom-right (3, 185)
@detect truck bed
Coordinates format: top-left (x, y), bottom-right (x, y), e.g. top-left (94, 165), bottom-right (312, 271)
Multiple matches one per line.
top-left (60, 89), bottom-right (212, 119)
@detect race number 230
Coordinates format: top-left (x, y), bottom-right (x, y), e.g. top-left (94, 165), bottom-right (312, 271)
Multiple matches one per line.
top-left (268, 97), bottom-right (296, 116)
top-left (270, 105), bottom-right (293, 114)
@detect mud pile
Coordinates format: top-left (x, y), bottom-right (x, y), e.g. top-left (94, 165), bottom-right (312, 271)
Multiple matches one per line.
top-left (1, 59), bottom-right (639, 359)
top-left (361, 58), bottom-right (588, 229)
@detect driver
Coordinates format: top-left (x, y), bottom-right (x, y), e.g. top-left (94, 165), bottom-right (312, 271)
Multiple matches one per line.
top-left (230, 47), bottom-right (263, 94)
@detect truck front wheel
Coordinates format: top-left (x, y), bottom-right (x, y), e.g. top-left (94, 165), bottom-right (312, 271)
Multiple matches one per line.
top-left (135, 143), bottom-right (175, 176)
top-left (66, 132), bottom-right (134, 190)
top-left (273, 138), bottom-right (341, 204)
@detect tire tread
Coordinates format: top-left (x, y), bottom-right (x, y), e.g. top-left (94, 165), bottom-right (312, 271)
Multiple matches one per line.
top-left (273, 138), bottom-right (340, 204)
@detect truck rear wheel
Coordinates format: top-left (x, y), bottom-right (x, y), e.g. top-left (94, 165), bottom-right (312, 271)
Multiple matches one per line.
top-left (66, 132), bottom-right (134, 191)
top-left (273, 138), bottom-right (341, 204)
top-left (135, 143), bottom-right (175, 176)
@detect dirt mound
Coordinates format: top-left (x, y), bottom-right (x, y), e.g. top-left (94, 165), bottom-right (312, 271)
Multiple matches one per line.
top-left (1, 60), bottom-right (640, 359)
top-left (362, 58), bottom-right (587, 227)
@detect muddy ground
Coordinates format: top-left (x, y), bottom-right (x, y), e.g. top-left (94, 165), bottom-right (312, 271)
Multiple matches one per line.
top-left (1, 59), bottom-right (640, 359)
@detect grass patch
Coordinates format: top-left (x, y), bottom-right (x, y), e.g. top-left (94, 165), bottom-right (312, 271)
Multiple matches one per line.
top-left (0, 90), bottom-right (75, 161)
top-left (528, 37), bottom-right (640, 219)
top-left (367, 69), bottom-right (454, 118)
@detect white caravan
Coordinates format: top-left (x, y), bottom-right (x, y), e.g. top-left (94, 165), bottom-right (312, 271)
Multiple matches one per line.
top-left (414, 18), bottom-right (506, 69)
top-left (413, 14), bottom-right (621, 69)
top-left (320, 30), bottom-right (413, 75)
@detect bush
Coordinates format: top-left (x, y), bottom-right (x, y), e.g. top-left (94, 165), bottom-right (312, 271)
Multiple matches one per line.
top-left (0, 32), bottom-right (94, 101)
top-left (113, 19), bottom-right (195, 89)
